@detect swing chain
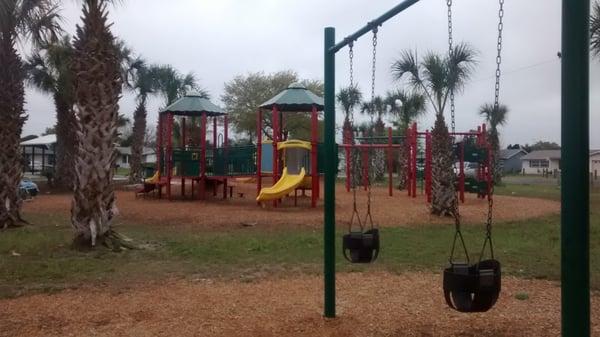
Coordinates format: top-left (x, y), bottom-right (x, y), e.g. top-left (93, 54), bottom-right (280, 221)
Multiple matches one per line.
top-left (349, 42), bottom-right (355, 89)
top-left (483, 0), bottom-right (504, 260)
top-left (371, 28), bottom-right (378, 102)
top-left (494, 0), bottom-right (504, 109)
top-left (447, 0), bottom-right (455, 134)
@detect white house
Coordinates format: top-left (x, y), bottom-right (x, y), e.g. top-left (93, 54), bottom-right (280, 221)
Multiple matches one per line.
top-left (591, 150), bottom-right (600, 179)
top-left (520, 150), bottom-right (561, 174)
top-left (115, 147), bottom-right (156, 169)
top-left (21, 134), bottom-right (56, 174)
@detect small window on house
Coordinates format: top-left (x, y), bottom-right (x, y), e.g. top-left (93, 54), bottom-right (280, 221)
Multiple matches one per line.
top-left (122, 155), bottom-right (128, 164)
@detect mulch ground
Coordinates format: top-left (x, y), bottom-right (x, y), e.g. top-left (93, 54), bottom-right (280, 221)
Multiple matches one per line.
top-left (24, 183), bottom-right (559, 231)
top-left (1, 272), bottom-right (597, 337)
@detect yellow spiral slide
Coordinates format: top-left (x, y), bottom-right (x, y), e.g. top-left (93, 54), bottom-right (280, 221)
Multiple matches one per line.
top-left (256, 167), bottom-right (306, 202)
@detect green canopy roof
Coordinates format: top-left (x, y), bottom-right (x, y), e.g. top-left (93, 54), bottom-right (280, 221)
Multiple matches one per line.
top-left (259, 83), bottom-right (324, 112)
top-left (161, 92), bottom-right (225, 117)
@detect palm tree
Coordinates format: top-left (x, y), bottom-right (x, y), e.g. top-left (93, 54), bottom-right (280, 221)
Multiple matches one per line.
top-left (479, 103), bottom-right (508, 183)
top-left (336, 85), bottom-right (362, 140)
top-left (591, 2), bottom-right (600, 57)
top-left (385, 89), bottom-right (426, 131)
top-left (391, 43), bottom-right (477, 216)
top-left (0, 0), bottom-right (61, 229)
top-left (25, 35), bottom-right (77, 189)
top-left (124, 58), bottom-right (158, 182)
top-left (70, 0), bottom-right (124, 248)
top-left (151, 65), bottom-right (205, 146)
top-left (385, 89), bottom-right (426, 189)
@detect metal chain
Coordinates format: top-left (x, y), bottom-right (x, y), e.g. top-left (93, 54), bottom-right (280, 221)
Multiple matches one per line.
top-left (347, 41), bottom-right (363, 232)
top-left (363, 28), bottom-right (378, 229)
top-left (349, 42), bottom-right (354, 90)
top-left (482, 0), bottom-right (504, 260)
top-left (447, 0), bottom-right (456, 134)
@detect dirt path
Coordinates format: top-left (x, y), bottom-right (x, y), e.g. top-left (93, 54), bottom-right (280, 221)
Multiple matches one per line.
top-left (24, 184), bottom-right (559, 231)
top-left (0, 272), bottom-right (596, 337)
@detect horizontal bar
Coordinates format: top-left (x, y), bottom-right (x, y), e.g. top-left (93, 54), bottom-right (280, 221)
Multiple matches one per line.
top-left (329, 0), bottom-right (420, 54)
top-left (338, 144), bottom-right (404, 149)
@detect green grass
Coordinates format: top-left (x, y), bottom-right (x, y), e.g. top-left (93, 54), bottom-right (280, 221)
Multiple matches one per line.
top-left (1, 184), bottom-right (599, 299)
top-left (495, 183), bottom-right (561, 201)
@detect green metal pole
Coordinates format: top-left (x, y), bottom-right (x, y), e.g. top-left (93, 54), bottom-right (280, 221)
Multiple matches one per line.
top-left (561, 0), bottom-right (590, 336)
top-left (323, 26), bottom-right (336, 318)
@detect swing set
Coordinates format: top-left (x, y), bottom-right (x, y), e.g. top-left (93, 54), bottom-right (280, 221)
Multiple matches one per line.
top-left (324, 1), bottom-right (590, 334)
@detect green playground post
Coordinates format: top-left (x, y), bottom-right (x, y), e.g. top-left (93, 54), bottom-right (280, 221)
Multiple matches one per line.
top-left (322, 0), bottom-right (420, 319)
top-left (561, 0), bottom-right (590, 336)
top-left (323, 26), bottom-right (336, 318)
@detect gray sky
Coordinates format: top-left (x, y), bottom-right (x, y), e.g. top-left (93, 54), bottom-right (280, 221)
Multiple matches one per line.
top-left (22, 0), bottom-right (600, 148)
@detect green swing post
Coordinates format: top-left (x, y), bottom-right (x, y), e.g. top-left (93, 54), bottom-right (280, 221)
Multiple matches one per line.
top-left (561, 0), bottom-right (590, 336)
top-left (323, 0), bottom-right (420, 319)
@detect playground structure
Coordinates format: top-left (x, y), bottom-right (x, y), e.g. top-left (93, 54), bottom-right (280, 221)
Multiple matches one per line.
top-left (146, 84), bottom-right (325, 208)
top-left (404, 122), bottom-right (493, 203)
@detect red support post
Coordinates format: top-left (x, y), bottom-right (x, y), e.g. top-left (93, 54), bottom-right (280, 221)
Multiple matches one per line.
top-left (425, 130), bottom-right (432, 203)
top-left (223, 115), bottom-right (229, 199)
top-left (272, 106), bottom-right (279, 207)
top-left (311, 105), bottom-right (319, 208)
top-left (412, 123), bottom-right (417, 198)
top-left (362, 147), bottom-right (368, 191)
top-left (166, 113), bottom-right (174, 200)
top-left (156, 114), bottom-right (163, 198)
top-left (406, 125), bottom-right (412, 197)
top-left (200, 112), bottom-right (207, 200)
top-left (388, 127), bottom-right (393, 197)
top-left (256, 110), bottom-right (262, 202)
top-left (181, 117), bottom-right (186, 198)
top-left (213, 116), bottom-right (217, 149)
top-left (460, 140), bottom-right (465, 203)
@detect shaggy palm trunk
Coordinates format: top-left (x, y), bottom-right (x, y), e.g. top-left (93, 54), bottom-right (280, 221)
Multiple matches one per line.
top-left (129, 98), bottom-right (147, 183)
top-left (430, 113), bottom-right (456, 216)
top-left (488, 129), bottom-right (501, 184)
top-left (397, 144), bottom-right (408, 190)
top-left (53, 94), bottom-right (77, 189)
top-left (71, 0), bottom-right (122, 248)
top-left (0, 32), bottom-right (26, 229)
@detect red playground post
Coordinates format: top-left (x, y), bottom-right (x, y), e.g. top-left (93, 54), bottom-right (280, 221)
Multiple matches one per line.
top-left (311, 105), bottom-right (319, 207)
top-left (388, 127), bottom-right (393, 197)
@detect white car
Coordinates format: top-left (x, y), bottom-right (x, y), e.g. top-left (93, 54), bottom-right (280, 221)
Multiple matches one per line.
top-left (454, 162), bottom-right (478, 177)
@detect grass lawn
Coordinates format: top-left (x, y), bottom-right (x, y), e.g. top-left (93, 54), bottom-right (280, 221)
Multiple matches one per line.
top-left (1, 184), bottom-right (598, 299)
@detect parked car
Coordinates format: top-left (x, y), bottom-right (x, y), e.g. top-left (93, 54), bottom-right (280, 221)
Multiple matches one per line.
top-left (454, 162), bottom-right (478, 177)
top-left (20, 179), bottom-right (39, 197)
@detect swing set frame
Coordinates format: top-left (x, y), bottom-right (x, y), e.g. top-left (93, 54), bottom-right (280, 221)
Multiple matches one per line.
top-left (322, 2), bottom-right (590, 337)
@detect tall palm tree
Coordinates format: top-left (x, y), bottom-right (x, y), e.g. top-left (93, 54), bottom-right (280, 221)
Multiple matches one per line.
top-left (25, 35), bottom-right (77, 189)
top-left (591, 1), bottom-right (600, 57)
top-left (124, 58), bottom-right (158, 182)
top-left (0, 0), bottom-right (61, 229)
top-left (151, 65), bottom-right (205, 146)
top-left (385, 89), bottom-right (426, 189)
top-left (385, 89), bottom-right (426, 131)
top-left (391, 43), bottom-right (477, 216)
top-left (479, 103), bottom-right (508, 183)
top-left (70, 0), bottom-right (123, 248)
top-left (336, 85), bottom-right (362, 139)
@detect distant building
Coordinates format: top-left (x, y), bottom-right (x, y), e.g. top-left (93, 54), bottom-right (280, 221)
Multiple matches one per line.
top-left (520, 150), bottom-right (561, 174)
top-left (20, 134), bottom-right (56, 174)
top-left (591, 150), bottom-right (600, 179)
top-left (499, 148), bottom-right (527, 174)
top-left (115, 147), bottom-right (156, 169)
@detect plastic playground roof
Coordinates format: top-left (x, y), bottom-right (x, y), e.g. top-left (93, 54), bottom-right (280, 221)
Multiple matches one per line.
top-left (160, 92), bottom-right (226, 117)
top-left (277, 139), bottom-right (311, 151)
top-left (259, 83), bottom-right (324, 112)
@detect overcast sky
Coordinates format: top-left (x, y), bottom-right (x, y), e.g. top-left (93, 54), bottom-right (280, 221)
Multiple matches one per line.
top-left (22, 0), bottom-right (600, 148)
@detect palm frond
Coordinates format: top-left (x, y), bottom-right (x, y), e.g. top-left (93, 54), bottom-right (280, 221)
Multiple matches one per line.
top-left (447, 42), bottom-right (477, 93)
top-left (591, 2), bottom-right (600, 57)
top-left (391, 50), bottom-right (422, 90)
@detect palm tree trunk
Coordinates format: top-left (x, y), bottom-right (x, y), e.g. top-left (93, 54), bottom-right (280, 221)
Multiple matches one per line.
top-left (0, 33), bottom-right (27, 229)
top-left (71, 0), bottom-right (122, 248)
top-left (53, 94), bottom-right (77, 189)
top-left (430, 113), bottom-right (456, 216)
top-left (129, 99), bottom-right (147, 183)
top-left (489, 129), bottom-right (501, 184)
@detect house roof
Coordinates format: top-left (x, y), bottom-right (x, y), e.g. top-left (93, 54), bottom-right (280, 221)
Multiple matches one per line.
top-left (160, 92), bottom-right (225, 117)
top-left (499, 149), bottom-right (527, 160)
top-left (259, 83), bottom-right (324, 112)
top-left (20, 134), bottom-right (56, 146)
top-left (116, 147), bottom-right (155, 155)
top-left (521, 150), bottom-right (561, 160)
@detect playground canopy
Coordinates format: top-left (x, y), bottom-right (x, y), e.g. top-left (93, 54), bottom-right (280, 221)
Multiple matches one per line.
top-left (160, 92), bottom-right (225, 117)
top-left (259, 83), bottom-right (324, 112)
